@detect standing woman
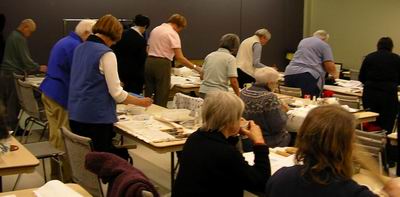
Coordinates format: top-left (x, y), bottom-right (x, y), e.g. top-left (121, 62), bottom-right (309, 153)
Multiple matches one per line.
top-left (145, 14), bottom-right (201, 107)
top-left (68, 15), bottom-right (152, 160)
top-left (199, 33), bottom-right (241, 98)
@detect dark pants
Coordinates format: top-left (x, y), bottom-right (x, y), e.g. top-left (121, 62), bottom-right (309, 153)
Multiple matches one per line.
top-left (362, 88), bottom-right (398, 132)
top-left (121, 75), bottom-right (144, 95)
top-left (237, 68), bottom-right (255, 89)
top-left (397, 118), bottom-right (400, 175)
top-left (0, 71), bottom-right (20, 130)
top-left (284, 72), bottom-right (320, 97)
top-left (69, 120), bottom-right (130, 161)
top-left (144, 57), bottom-right (171, 107)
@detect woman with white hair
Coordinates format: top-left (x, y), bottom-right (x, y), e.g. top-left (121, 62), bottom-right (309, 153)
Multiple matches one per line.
top-left (236, 28), bottom-right (272, 88)
top-left (172, 91), bottom-right (270, 196)
top-left (240, 67), bottom-right (290, 149)
top-left (199, 33), bottom-right (241, 97)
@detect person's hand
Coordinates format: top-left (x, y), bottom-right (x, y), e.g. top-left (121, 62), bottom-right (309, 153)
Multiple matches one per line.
top-left (194, 66), bottom-right (202, 73)
top-left (39, 65), bottom-right (47, 73)
top-left (139, 97), bottom-right (153, 107)
top-left (383, 178), bottom-right (400, 197)
top-left (239, 121), bottom-right (265, 144)
top-left (280, 100), bottom-right (289, 112)
top-left (332, 71), bottom-right (339, 79)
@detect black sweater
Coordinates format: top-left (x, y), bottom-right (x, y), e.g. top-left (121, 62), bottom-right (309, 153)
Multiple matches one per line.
top-left (112, 28), bottom-right (147, 88)
top-left (266, 165), bottom-right (377, 197)
top-left (172, 129), bottom-right (270, 197)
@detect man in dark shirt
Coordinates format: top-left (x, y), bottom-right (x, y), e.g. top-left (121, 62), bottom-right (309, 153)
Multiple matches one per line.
top-left (113, 14), bottom-right (150, 94)
top-left (0, 19), bottom-right (46, 130)
top-left (359, 37), bottom-right (400, 176)
top-left (359, 37), bottom-right (400, 133)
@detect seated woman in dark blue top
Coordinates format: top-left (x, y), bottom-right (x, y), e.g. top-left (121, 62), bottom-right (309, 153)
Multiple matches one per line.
top-left (172, 91), bottom-right (270, 197)
top-left (266, 105), bottom-right (399, 197)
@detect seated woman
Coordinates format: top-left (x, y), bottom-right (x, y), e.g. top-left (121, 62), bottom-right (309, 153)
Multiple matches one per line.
top-left (199, 33), bottom-right (241, 98)
top-left (172, 91), bottom-right (270, 197)
top-left (265, 105), bottom-right (397, 197)
top-left (240, 67), bottom-right (290, 149)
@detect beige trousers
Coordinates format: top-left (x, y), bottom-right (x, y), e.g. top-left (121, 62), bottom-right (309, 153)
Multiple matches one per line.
top-left (41, 93), bottom-right (72, 181)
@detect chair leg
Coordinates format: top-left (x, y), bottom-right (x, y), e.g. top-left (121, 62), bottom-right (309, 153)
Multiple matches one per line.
top-left (42, 159), bottom-right (47, 183)
top-left (52, 155), bottom-right (64, 182)
top-left (39, 123), bottom-right (48, 142)
top-left (12, 174), bottom-right (22, 191)
top-left (24, 119), bottom-right (35, 144)
top-left (13, 110), bottom-right (23, 135)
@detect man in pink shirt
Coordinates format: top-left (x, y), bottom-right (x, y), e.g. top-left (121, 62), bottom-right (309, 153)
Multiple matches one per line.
top-left (145, 14), bottom-right (201, 107)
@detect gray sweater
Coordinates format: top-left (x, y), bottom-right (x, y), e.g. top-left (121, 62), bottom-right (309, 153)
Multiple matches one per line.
top-left (240, 85), bottom-right (290, 147)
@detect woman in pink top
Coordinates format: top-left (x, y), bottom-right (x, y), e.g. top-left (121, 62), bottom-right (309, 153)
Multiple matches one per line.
top-left (145, 14), bottom-right (201, 107)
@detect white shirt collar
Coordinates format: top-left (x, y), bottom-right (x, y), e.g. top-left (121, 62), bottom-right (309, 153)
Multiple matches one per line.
top-left (131, 26), bottom-right (143, 37)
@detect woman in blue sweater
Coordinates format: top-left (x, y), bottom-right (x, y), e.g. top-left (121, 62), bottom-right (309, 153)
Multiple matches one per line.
top-left (68, 15), bottom-right (152, 160)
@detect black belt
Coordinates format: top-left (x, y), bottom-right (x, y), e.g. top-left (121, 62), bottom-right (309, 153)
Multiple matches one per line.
top-left (148, 55), bottom-right (169, 60)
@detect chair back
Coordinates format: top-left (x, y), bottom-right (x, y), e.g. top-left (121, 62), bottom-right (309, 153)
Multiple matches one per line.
top-left (333, 93), bottom-right (361, 109)
top-left (85, 151), bottom-right (159, 197)
top-left (278, 85), bottom-right (302, 98)
top-left (172, 93), bottom-right (204, 116)
top-left (16, 79), bottom-right (43, 119)
top-left (354, 129), bottom-right (387, 174)
top-left (60, 127), bottom-right (104, 197)
top-left (13, 73), bottom-right (25, 107)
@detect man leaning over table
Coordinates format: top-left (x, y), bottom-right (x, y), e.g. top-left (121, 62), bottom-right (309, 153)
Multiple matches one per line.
top-left (236, 28), bottom-right (272, 88)
top-left (39, 19), bottom-right (96, 181)
top-left (284, 30), bottom-right (338, 97)
top-left (0, 19), bottom-right (47, 131)
top-left (145, 14), bottom-right (201, 107)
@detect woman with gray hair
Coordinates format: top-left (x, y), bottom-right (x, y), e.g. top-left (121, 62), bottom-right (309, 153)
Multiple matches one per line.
top-left (240, 67), bottom-right (290, 149)
top-left (172, 91), bottom-right (270, 196)
top-left (199, 33), bottom-right (241, 97)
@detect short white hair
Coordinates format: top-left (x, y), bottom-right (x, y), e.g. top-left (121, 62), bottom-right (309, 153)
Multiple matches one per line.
top-left (75, 19), bottom-right (96, 37)
top-left (313, 30), bottom-right (329, 41)
top-left (254, 66), bottom-right (280, 85)
top-left (255, 28), bottom-right (271, 40)
top-left (201, 91), bottom-right (244, 132)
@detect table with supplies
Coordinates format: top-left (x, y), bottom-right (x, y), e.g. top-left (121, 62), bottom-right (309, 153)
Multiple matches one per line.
top-left (24, 76), bottom-right (44, 89)
top-left (114, 104), bottom-right (197, 188)
top-left (323, 79), bottom-right (363, 98)
top-left (169, 67), bottom-right (201, 99)
top-left (0, 136), bottom-right (40, 192)
top-left (276, 93), bottom-right (379, 133)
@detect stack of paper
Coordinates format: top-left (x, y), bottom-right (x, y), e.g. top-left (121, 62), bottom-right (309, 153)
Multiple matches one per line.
top-left (116, 119), bottom-right (178, 143)
top-left (34, 180), bottom-right (82, 197)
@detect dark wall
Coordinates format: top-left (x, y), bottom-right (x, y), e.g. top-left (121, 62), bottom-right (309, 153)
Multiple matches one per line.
top-left (0, 0), bottom-right (303, 70)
